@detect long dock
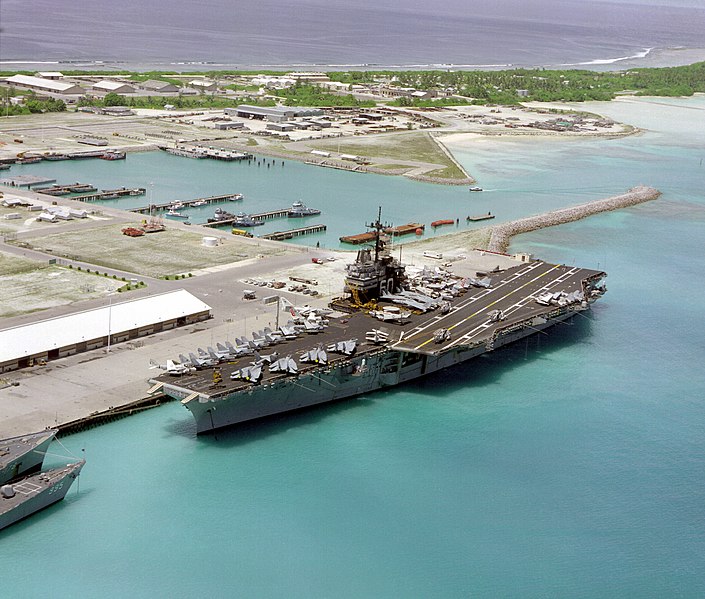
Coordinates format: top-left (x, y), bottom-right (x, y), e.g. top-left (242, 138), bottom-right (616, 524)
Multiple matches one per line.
top-left (467, 213), bottom-right (495, 222)
top-left (74, 188), bottom-right (146, 202)
top-left (129, 193), bottom-right (243, 214)
top-left (385, 223), bottom-right (424, 237)
top-left (340, 231), bottom-right (377, 244)
top-left (35, 183), bottom-right (98, 196)
top-left (261, 224), bottom-right (327, 240)
top-left (202, 207), bottom-right (290, 228)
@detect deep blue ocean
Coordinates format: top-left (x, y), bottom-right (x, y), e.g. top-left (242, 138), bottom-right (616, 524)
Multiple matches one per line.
top-left (1, 96), bottom-right (704, 597)
top-left (2, 0), bottom-right (705, 69)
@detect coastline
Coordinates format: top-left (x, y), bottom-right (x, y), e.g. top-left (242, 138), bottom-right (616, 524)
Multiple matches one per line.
top-left (0, 185), bottom-right (658, 438)
top-left (3, 47), bottom-right (705, 73)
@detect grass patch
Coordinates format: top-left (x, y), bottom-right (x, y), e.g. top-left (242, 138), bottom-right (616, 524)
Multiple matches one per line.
top-left (308, 131), bottom-right (468, 181)
top-left (0, 251), bottom-right (42, 276)
top-left (426, 163), bottom-right (468, 179)
top-left (9, 225), bottom-right (287, 278)
top-left (371, 163), bottom-right (414, 171)
top-left (0, 265), bottom-right (123, 318)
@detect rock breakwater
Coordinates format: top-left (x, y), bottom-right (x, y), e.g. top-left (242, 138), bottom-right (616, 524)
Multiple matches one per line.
top-left (487, 186), bottom-right (661, 253)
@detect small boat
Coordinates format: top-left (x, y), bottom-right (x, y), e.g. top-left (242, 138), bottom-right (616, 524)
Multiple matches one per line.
top-left (209, 208), bottom-right (235, 222)
top-left (191, 200), bottom-right (207, 207)
top-left (288, 201), bottom-right (321, 218)
top-left (166, 210), bottom-right (188, 218)
top-left (1, 460), bottom-right (85, 531)
top-left (168, 202), bottom-right (184, 210)
top-left (101, 151), bottom-right (126, 160)
top-left (469, 187), bottom-right (483, 192)
top-left (233, 212), bottom-right (264, 227)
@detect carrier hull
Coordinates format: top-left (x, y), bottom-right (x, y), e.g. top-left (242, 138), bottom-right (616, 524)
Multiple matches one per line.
top-left (163, 308), bottom-right (579, 434)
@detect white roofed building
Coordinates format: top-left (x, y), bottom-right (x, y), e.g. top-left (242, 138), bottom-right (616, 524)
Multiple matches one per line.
top-left (92, 80), bottom-right (136, 94)
top-left (5, 74), bottom-right (84, 95)
top-left (0, 290), bottom-right (212, 372)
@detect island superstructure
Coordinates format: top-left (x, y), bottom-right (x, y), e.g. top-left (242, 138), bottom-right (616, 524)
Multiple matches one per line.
top-left (150, 213), bottom-right (607, 434)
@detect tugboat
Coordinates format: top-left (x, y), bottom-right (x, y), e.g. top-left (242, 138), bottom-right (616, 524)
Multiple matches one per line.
top-left (288, 201), bottom-right (321, 218)
top-left (208, 208), bottom-right (235, 223)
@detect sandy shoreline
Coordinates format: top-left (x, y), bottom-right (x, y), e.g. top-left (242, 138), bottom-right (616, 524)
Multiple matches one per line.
top-left (2, 47), bottom-right (705, 73)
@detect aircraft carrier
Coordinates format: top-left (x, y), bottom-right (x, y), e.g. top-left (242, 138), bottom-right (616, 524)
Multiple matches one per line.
top-left (150, 214), bottom-right (607, 434)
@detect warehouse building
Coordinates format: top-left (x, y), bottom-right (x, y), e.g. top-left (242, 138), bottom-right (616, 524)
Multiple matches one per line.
top-left (0, 290), bottom-right (212, 373)
top-left (140, 79), bottom-right (180, 93)
top-left (5, 74), bottom-right (84, 95)
top-left (227, 105), bottom-right (324, 122)
top-left (189, 79), bottom-right (218, 92)
top-left (92, 80), bottom-right (136, 94)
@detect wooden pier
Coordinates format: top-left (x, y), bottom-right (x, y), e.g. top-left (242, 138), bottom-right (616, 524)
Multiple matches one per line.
top-left (339, 231), bottom-right (378, 245)
top-left (129, 193), bottom-right (243, 215)
top-left (261, 224), bottom-right (327, 241)
top-left (466, 213), bottom-right (495, 222)
top-left (384, 223), bottom-right (424, 237)
top-left (73, 187), bottom-right (146, 202)
top-left (251, 208), bottom-right (289, 221)
top-left (35, 183), bottom-right (98, 196)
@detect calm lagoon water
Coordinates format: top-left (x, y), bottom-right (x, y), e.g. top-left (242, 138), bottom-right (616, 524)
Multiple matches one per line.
top-left (2, 97), bottom-right (705, 597)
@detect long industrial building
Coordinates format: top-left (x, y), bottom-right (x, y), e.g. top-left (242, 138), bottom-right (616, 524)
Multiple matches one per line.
top-left (227, 105), bottom-right (324, 122)
top-left (0, 290), bottom-right (211, 373)
top-left (5, 74), bottom-right (84, 95)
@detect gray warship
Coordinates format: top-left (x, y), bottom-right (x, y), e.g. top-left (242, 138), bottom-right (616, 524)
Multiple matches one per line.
top-left (150, 211), bottom-right (607, 434)
top-left (1, 430), bottom-right (57, 485)
top-left (0, 460), bottom-right (85, 531)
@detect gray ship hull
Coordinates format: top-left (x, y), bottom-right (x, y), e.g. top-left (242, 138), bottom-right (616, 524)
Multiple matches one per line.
top-left (0, 430), bottom-right (56, 485)
top-left (0, 460), bottom-right (84, 531)
top-left (170, 309), bottom-right (577, 434)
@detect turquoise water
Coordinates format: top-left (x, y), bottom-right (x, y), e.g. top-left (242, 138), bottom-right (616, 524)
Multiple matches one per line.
top-left (11, 151), bottom-right (502, 249)
top-left (2, 97), bottom-right (705, 597)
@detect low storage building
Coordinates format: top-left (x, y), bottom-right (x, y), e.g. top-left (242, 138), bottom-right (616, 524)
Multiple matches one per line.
top-left (92, 80), bottom-right (136, 94)
top-left (0, 290), bottom-right (212, 372)
top-left (5, 74), bottom-right (84, 95)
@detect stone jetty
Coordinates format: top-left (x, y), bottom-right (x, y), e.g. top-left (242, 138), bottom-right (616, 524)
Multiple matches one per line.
top-left (487, 186), bottom-right (661, 253)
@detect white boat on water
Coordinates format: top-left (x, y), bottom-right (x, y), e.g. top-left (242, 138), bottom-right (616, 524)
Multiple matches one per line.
top-left (166, 210), bottom-right (188, 218)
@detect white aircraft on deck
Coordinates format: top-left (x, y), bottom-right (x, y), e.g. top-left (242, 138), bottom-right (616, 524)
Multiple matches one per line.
top-left (149, 359), bottom-right (195, 376)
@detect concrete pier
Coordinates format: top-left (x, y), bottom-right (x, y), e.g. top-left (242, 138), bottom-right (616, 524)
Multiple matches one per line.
top-left (261, 224), bottom-right (327, 240)
top-left (130, 193), bottom-right (243, 214)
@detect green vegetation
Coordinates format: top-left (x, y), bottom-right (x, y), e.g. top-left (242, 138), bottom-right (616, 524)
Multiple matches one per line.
top-left (0, 252), bottom-right (41, 276)
top-left (0, 87), bottom-right (66, 116)
top-left (272, 84), bottom-right (375, 107)
top-left (78, 93), bottom-right (275, 110)
top-left (329, 62), bottom-right (705, 103)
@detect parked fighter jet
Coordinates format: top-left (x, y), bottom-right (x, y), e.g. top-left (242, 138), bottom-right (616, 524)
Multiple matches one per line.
top-left (149, 358), bottom-right (195, 375)
top-left (365, 329), bottom-right (389, 345)
top-left (230, 363), bottom-right (263, 383)
top-left (269, 355), bottom-right (298, 375)
top-left (183, 352), bottom-right (218, 369)
top-left (300, 345), bottom-right (328, 365)
top-left (327, 339), bottom-right (357, 356)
